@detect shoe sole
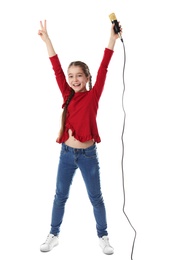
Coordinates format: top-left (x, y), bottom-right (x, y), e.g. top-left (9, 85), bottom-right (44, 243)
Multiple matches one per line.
top-left (40, 242), bottom-right (59, 252)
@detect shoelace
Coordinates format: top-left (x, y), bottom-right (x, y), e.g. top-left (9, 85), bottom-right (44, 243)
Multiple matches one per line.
top-left (45, 234), bottom-right (54, 244)
top-left (102, 237), bottom-right (110, 247)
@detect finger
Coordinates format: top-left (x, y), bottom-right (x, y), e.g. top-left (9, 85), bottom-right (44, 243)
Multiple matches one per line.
top-left (40, 20), bottom-right (44, 29)
top-left (38, 30), bottom-right (43, 35)
top-left (44, 20), bottom-right (47, 30)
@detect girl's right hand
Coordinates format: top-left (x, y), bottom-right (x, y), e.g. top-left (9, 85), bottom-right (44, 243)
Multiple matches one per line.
top-left (38, 20), bottom-right (49, 42)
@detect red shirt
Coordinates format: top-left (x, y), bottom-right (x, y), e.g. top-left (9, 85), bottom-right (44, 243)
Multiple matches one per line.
top-left (49, 48), bottom-right (114, 143)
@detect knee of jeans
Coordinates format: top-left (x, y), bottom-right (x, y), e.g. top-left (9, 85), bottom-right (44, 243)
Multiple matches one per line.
top-left (54, 192), bottom-right (69, 206)
top-left (89, 194), bottom-right (104, 207)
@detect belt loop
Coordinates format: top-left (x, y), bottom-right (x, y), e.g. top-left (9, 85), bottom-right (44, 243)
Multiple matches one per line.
top-left (65, 144), bottom-right (68, 151)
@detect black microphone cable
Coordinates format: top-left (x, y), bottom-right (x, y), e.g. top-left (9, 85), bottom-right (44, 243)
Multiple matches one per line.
top-left (120, 35), bottom-right (137, 260)
top-left (109, 13), bottom-right (137, 258)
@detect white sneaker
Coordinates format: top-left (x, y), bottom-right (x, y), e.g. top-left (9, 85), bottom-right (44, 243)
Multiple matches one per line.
top-left (99, 236), bottom-right (114, 255)
top-left (40, 234), bottom-right (59, 252)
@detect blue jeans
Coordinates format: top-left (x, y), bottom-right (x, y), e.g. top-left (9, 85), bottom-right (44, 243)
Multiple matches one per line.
top-left (50, 143), bottom-right (108, 238)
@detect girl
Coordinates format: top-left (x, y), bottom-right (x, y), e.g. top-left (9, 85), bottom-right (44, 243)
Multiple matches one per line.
top-left (38, 19), bottom-right (122, 255)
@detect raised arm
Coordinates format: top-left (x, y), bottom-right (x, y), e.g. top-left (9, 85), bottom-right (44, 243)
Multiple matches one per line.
top-left (92, 23), bottom-right (123, 99)
top-left (38, 20), bottom-right (56, 57)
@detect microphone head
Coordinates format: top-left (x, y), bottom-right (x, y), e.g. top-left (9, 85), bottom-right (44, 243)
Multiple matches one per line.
top-left (109, 13), bottom-right (117, 22)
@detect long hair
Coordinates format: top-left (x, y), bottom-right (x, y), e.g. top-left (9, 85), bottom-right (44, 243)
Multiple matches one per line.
top-left (57, 61), bottom-right (92, 141)
top-left (57, 88), bottom-right (75, 141)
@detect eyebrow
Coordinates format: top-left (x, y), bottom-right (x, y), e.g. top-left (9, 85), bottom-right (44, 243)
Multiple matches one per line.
top-left (68, 72), bottom-right (83, 76)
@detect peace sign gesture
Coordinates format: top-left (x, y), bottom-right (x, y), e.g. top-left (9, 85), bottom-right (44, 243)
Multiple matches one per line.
top-left (38, 20), bottom-right (56, 57)
top-left (38, 20), bottom-right (49, 42)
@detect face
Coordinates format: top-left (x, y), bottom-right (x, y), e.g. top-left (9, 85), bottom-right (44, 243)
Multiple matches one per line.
top-left (68, 66), bottom-right (89, 93)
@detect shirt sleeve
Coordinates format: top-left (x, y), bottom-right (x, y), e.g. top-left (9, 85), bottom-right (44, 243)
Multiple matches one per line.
top-left (49, 54), bottom-right (70, 98)
top-left (92, 48), bottom-right (114, 100)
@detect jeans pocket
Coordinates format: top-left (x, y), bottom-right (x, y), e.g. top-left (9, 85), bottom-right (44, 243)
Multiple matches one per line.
top-left (84, 146), bottom-right (97, 159)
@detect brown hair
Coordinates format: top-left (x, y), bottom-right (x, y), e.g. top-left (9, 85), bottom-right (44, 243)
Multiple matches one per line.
top-left (57, 61), bottom-right (92, 141)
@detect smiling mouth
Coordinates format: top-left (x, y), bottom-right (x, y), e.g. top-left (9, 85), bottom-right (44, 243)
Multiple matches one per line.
top-left (73, 83), bottom-right (81, 87)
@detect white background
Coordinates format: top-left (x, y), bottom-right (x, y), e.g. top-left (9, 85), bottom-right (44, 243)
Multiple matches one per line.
top-left (0, 0), bottom-right (172, 259)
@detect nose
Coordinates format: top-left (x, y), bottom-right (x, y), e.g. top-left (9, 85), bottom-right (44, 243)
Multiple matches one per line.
top-left (73, 75), bottom-right (78, 81)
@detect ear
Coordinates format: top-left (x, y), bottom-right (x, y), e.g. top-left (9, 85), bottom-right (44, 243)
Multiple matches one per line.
top-left (86, 75), bottom-right (90, 83)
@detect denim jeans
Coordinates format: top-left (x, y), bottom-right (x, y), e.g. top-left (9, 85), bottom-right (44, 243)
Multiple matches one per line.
top-left (50, 143), bottom-right (108, 238)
